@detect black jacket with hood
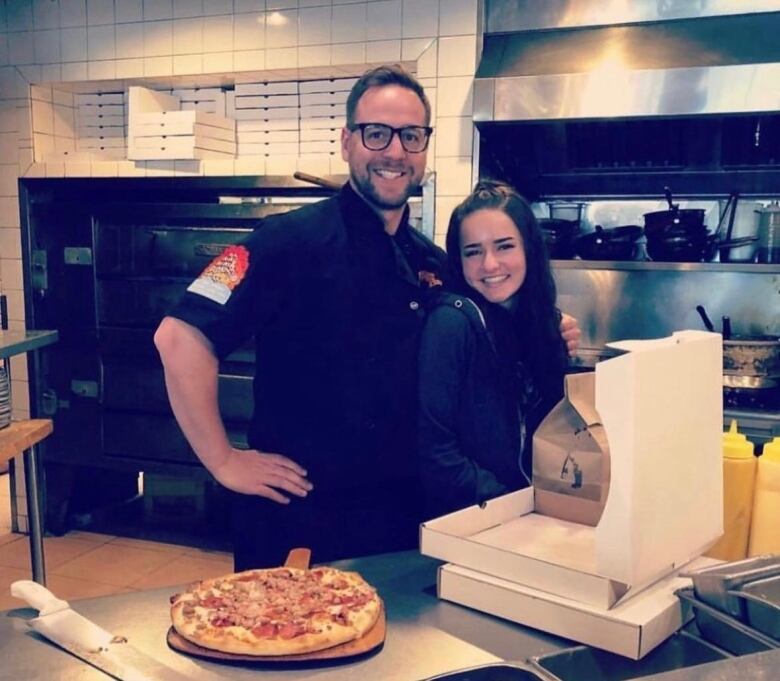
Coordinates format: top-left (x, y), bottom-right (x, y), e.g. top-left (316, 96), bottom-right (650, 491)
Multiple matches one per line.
top-left (418, 290), bottom-right (561, 518)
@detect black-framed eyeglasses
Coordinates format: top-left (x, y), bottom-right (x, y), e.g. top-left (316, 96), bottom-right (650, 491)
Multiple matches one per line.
top-left (350, 123), bottom-right (433, 153)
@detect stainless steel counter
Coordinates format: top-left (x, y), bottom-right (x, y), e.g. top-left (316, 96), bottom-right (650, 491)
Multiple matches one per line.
top-left (0, 551), bottom-right (567, 681)
top-left (3, 549), bottom-right (779, 681)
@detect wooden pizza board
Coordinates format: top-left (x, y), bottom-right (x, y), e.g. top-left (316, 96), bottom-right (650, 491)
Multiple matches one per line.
top-left (166, 548), bottom-right (386, 663)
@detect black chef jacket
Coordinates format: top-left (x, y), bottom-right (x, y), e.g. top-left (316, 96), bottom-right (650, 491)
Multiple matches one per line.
top-left (169, 183), bottom-right (447, 568)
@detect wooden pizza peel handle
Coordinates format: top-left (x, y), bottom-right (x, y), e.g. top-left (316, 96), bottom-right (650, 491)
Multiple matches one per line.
top-left (284, 548), bottom-right (311, 570)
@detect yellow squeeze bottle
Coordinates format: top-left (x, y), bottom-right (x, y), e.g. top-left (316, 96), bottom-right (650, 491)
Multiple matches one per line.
top-left (706, 420), bottom-right (756, 561)
top-left (748, 435), bottom-right (780, 556)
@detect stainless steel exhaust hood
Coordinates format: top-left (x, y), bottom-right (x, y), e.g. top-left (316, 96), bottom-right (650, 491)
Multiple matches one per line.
top-left (474, 10), bottom-right (780, 122)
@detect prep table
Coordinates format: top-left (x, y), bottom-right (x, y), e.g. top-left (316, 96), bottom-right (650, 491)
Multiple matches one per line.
top-left (2, 550), bottom-right (779, 681)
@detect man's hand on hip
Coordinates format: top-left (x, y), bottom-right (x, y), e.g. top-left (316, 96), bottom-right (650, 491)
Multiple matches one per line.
top-left (213, 448), bottom-right (313, 503)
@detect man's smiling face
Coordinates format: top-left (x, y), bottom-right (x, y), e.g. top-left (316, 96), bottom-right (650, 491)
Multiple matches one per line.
top-left (341, 85), bottom-right (428, 216)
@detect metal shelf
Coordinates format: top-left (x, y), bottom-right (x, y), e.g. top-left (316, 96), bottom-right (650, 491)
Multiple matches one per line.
top-left (551, 260), bottom-right (780, 274)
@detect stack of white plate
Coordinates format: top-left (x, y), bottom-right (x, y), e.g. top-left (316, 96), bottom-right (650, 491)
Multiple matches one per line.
top-left (0, 364), bottom-right (10, 429)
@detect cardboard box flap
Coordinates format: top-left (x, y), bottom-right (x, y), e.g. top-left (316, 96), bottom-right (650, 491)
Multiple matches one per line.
top-left (565, 372), bottom-right (602, 427)
top-left (594, 330), bottom-right (722, 584)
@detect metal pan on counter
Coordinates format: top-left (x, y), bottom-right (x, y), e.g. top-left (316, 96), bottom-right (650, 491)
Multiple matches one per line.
top-left (683, 555), bottom-right (780, 618)
top-left (529, 631), bottom-right (731, 681)
top-left (676, 588), bottom-right (779, 656)
top-left (727, 575), bottom-right (780, 640)
top-left (423, 662), bottom-right (553, 680)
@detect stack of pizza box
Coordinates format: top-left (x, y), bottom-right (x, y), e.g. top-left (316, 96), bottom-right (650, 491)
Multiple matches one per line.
top-left (127, 86), bottom-right (236, 161)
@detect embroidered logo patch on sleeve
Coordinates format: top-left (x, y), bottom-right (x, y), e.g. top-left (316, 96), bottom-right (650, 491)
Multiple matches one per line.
top-left (187, 245), bottom-right (250, 304)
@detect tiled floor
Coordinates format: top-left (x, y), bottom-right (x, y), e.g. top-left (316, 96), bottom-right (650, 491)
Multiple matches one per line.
top-left (0, 473), bottom-right (233, 611)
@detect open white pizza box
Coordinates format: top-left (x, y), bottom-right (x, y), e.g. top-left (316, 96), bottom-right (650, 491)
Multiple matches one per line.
top-left (420, 330), bottom-right (724, 610)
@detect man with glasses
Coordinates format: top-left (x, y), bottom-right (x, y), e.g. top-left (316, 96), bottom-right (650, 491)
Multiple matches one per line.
top-left (155, 65), bottom-right (579, 569)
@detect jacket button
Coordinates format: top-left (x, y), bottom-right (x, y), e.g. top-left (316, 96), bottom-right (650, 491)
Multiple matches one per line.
top-left (409, 301), bottom-right (420, 311)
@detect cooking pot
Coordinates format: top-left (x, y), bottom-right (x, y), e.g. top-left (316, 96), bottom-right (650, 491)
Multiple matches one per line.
top-left (644, 208), bottom-right (706, 237)
top-left (575, 225), bottom-right (643, 260)
top-left (723, 336), bottom-right (780, 377)
top-left (539, 218), bottom-right (579, 259)
top-left (548, 202), bottom-right (585, 225)
top-left (721, 200), bottom-right (762, 263)
top-left (695, 305), bottom-right (780, 378)
top-left (756, 202), bottom-right (780, 264)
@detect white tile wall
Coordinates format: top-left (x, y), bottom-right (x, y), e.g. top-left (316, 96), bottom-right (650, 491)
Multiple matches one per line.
top-left (436, 75), bottom-right (473, 117)
top-left (367, 0), bottom-right (401, 41)
top-left (115, 23), bottom-right (144, 59)
top-left (299, 6), bottom-right (332, 46)
top-left (116, 0), bottom-right (144, 24)
top-left (437, 34), bottom-right (476, 77)
top-left (34, 30), bottom-right (62, 65)
top-left (87, 0), bottom-right (115, 26)
top-left (203, 0), bottom-right (232, 16)
top-left (7, 1), bottom-right (34, 33)
top-left (0, 227), bottom-right (22, 259)
top-left (203, 14), bottom-right (233, 49)
top-left (173, 54), bottom-right (203, 74)
top-left (60, 0), bottom-right (87, 28)
top-left (174, 17), bottom-right (204, 54)
top-left (439, 0), bottom-right (478, 36)
top-left (87, 24), bottom-right (116, 61)
top-left (145, 20), bottom-right (173, 57)
top-left (265, 10), bottom-right (297, 49)
top-left (234, 13), bottom-right (265, 51)
top-left (61, 27), bottom-right (89, 62)
top-left (0, 34), bottom-right (9, 67)
top-left (435, 116), bottom-right (473, 158)
top-left (0, 166), bottom-right (18, 196)
top-left (144, 0), bottom-right (174, 22)
top-left (366, 40), bottom-right (400, 63)
top-left (173, 0), bottom-right (204, 20)
top-left (33, 0), bottom-right (61, 31)
top-left (402, 0), bottom-right (438, 39)
top-left (9, 32), bottom-right (35, 66)
top-left (332, 3), bottom-right (366, 43)
top-left (435, 156), bottom-right (472, 197)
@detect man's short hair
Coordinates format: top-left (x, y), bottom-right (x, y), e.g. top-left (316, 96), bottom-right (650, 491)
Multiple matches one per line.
top-left (346, 64), bottom-right (431, 128)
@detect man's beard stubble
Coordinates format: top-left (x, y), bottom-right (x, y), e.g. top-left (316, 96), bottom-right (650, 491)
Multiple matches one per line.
top-left (350, 168), bottom-right (420, 211)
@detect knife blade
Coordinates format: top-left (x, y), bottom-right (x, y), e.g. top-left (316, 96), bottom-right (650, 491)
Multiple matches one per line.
top-left (10, 580), bottom-right (205, 681)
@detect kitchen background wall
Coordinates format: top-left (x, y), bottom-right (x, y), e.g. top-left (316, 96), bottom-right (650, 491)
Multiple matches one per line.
top-left (0, 0), bottom-right (479, 530)
top-left (0, 0), bottom-right (478, 411)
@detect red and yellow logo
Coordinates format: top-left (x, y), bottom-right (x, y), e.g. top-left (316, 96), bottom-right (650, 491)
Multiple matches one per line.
top-left (200, 245), bottom-right (250, 290)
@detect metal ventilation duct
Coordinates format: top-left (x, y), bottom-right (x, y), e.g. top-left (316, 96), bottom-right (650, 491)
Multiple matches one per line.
top-left (474, 10), bottom-right (780, 121)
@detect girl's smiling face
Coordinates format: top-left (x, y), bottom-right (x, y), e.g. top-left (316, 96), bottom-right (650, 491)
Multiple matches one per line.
top-left (460, 208), bottom-right (527, 308)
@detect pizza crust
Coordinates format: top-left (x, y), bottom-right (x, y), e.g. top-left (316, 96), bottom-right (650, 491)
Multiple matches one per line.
top-left (170, 566), bottom-right (381, 656)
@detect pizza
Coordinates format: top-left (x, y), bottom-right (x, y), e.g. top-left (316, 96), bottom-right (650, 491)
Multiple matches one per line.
top-left (169, 565), bottom-right (382, 656)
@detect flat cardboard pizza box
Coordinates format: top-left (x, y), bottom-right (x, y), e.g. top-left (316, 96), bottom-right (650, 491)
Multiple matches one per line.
top-left (437, 556), bottom-right (718, 660)
top-left (420, 331), bottom-right (723, 609)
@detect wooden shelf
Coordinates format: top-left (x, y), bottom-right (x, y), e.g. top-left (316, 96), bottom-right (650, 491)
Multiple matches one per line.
top-left (0, 420), bottom-right (53, 464)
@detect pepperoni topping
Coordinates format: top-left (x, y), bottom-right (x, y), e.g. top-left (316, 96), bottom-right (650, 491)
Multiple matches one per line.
top-left (251, 623), bottom-right (277, 638)
top-left (278, 623), bottom-right (304, 639)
